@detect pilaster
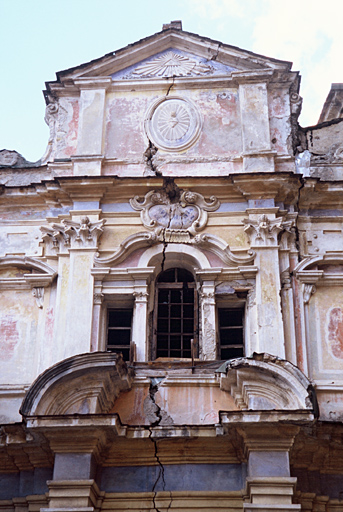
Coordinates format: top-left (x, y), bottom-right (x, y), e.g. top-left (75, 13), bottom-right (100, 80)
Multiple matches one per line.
top-left (243, 210), bottom-right (293, 357)
top-left (279, 224), bottom-right (298, 365)
top-left (41, 213), bottom-right (105, 358)
top-left (238, 78), bottom-right (275, 173)
top-left (240, 425), bottom-right (300, 512)
top-left (73, 78), bottom-right (111, 176)
top-left (295, 270), bottom-right (322, 378)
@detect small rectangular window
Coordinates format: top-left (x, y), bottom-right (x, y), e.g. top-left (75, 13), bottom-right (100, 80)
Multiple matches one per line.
top-left (107, 309), bottom-right (132, 361)
top-left (218, 308), bottom-right (244, 360)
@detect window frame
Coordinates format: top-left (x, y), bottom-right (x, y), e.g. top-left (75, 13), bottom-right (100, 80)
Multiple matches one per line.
top-left (216, 300), bottom-right (246, 361)
top-left (152, 268), bottom-right (198, 360)
top-left (106, 304), bottom-right (134, 361)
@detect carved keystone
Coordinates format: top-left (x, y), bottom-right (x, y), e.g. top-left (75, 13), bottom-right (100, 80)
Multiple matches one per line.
top-left (130, 189), bottom-right (220, 242)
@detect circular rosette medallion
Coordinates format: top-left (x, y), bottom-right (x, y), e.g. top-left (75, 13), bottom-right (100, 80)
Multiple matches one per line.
top-left (145, 97), bottom-right (202, 152)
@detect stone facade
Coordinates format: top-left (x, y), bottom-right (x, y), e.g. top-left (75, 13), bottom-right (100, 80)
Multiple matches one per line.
top-left (1, 21), bottom-right (343, 511)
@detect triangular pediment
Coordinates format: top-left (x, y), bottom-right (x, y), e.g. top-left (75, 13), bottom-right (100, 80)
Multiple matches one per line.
top-left (50, 27), bottom-right (292, 86)
top-left (111, 48), bottom-right (237, 80)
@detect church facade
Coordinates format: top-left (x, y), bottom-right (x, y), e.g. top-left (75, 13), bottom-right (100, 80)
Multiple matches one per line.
top-left (1, 21), bottom-right (343, 511)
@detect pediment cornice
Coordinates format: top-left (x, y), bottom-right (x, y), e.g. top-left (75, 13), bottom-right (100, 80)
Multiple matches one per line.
top-left (45, 28), bottom-right (293, 98)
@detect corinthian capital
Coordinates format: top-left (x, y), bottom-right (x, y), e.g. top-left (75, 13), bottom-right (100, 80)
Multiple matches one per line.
top-left (243, 214), bottom-right (293, 246)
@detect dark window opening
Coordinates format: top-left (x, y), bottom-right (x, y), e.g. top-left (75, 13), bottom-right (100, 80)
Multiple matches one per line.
top-left (218, 308), bottom-right (244, 360)
top-left (155, 268), bottom-right (197, 359)
top-left (107, 309), bottom-right (132, 360)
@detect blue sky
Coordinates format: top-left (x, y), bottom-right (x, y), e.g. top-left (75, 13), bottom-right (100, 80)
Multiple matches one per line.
top-left (1, 0), bottom-right (342, 162)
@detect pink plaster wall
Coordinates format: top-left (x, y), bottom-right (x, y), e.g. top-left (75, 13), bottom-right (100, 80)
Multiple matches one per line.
top-left (268, 88), bottom-right (292, 155)
top-left (111, 382), bottom-right (238, 426)
top-left (104, 89), bottom-right (242, 162)
top-left (64, 100), bottom-right (79, 157)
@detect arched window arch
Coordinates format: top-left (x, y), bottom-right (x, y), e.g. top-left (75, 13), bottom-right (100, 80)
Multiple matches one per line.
top-left (153, 267), bottom-right (198, 359)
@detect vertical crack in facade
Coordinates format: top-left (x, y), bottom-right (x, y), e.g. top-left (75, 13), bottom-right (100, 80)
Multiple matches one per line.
top-left (160, 230), bottom-right (167, 274)
top-left (160, 178), bottom-right (180, 273)
top-left (166, 76), bottom-right (175, 97)
top-left (147, 379), bottom-right (172, 512)
top-left (143, 140), bottom-right (161, 176)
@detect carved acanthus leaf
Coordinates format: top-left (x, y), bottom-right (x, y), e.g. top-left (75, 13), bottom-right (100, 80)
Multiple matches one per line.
top-left (243, 215), bottom-right (294, 246)
top-left (40, 216), bottom-right (106, 254)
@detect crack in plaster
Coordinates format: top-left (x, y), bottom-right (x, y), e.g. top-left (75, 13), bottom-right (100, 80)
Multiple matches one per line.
top-left (294, 178), bottom-right (305, 256)
top-left (159, 178), bottom-right (182, 272)
top-left (146, 378), bottom-right (173, 512)
top-left (160, 230), bottom-right (167, 274)
top-left (211, 43), bottom-right (222, 61)
top-left (143, 140), bottom-right (161, 176)
top-left (165, 75), bottom-right (175, 97)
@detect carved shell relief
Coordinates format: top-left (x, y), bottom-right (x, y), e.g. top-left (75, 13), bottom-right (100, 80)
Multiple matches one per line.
top-left (130, 189), bottom-right (220, 243)
top-left (112, 49), bottom-right (239, 81)
top-left (132, 51), bottom-right (213, 78)
top-left (145, 97), bottom-right (202, 152)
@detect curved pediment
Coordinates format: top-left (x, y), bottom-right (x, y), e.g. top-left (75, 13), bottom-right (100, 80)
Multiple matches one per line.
top-left (20, 352), bottom-right (133, 417)
top-left (217, 353), bottom-right (316, 413)
top-left (0, 255), bottom-right (57, 289)
top-left (294, 253), bottom-right (343, 273)
top-left (94, 231), bottom-right (255, 269)
top-left (295, 253), bottom-right (343, 290)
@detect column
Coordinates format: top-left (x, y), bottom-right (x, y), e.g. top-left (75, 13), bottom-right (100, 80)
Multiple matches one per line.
top-left (281, 271), bottom-right (297, 364)
top-left (132, 289), bottom-right (149, 362)
top-left (200, 281), bottom-right (217, 360)
top-left (129, 269), bottom-right (154, 362)
top-left (90, 292), bottom-right (104, 352)
top-left (90, 269), bottom-right (110, 352)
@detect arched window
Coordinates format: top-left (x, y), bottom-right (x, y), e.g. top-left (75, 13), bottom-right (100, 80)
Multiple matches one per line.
top-left (154, 267), bottom-right (197, 359)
